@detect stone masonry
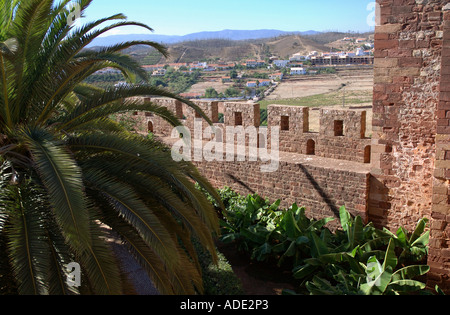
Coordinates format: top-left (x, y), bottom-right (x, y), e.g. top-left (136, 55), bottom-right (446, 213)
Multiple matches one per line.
top-left (132, 98), bottom-right (372, 230)
top-left (371, 0), bottom-right (449, 291)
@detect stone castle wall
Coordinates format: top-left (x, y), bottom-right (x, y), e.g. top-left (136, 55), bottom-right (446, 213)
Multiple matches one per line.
top-left (130, 97), bottom-right (372, 230)
top-left (370, 0), bottom-right (449, 291)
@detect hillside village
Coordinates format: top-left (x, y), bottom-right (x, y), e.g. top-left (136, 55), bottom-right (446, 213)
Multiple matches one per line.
top-left (92, 35), bottom-right (374, 100)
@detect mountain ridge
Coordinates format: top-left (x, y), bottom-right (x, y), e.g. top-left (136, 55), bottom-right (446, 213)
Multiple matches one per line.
top-left (90, 29), bottom-right (321, 47)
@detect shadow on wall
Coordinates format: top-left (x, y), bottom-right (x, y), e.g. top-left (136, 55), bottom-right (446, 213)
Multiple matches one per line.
top-left (368, 175), bottom-right (390, 229)
top-left (226, 173), bottom-right (256, 195)
top-left (297, 164), bottom-right (340, 218)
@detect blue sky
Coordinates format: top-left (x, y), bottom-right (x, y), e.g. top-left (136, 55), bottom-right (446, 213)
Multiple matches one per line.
top-left (81, 0), bottom-right (376, 36)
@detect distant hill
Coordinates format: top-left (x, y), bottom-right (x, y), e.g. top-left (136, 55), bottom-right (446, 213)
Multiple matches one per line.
top-left (111, 30), bottom-right (374, 65)
top-left (89, 29), bottom-right (321, 47)
top-left (156, 35), bottom-right (330, 63)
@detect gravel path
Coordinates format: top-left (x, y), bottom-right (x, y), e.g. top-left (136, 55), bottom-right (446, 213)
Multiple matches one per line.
top-left (111, 240), bottom-right (160, 295)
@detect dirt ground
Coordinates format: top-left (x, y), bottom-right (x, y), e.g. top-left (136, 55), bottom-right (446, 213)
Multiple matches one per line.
top-left (217, 243), bottom-right (298, 295)
top-left (188, 78), bottom-right (234, 94)
top-left (266, 69), bottom-right (374, 135)
top-left (261, 69), bottom-right (373, 101)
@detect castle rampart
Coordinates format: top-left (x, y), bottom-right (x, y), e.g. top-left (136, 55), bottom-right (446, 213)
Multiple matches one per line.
top-left (130, 97), bottom-right (373, 230)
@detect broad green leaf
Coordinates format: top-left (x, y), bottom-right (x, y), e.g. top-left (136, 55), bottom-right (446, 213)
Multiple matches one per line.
top-left (409, 218), bottom-right (428, 244)
top-left (269, 199), bottom-right (281, 211)
top-left (280, 210), bottom-right (301, 239)
top-left (395, 226), bottom-right (409, 247)
top-left (307, 217), bottom-right (334, 232)
top-left (411, 230), bottom-right (429, 247)
top-left (293, 264), bottom-right (318, 279)
top-left (303, 258), bottom-right (323, 266)
top-left (383, 239), bottom-right (398, 271)
top-left (309, 231), bottom-right (329, 257)
top-left (362, 257), bottom-right (392, 294)
top-left (387, 280), bottom-right (426, 292)
top-left (253, 243), bottom-right (272, 261)
top-left (285, 240), bottom-right (298, 257)
top-left (362, 236), bottom-right (391, 252)
top-left (391, 265), bottom-right (430, 281)
top-left (219, 233), bottom-right (240, 244)
top-left (240, 226), bottom-right (268, 244)
top-left (350, 215), bottom-right (364, 247)
top-left (306, 276), bottom-right (337, 295)
top-left (339, 206), bottom-right (352, 232)
top-left (295, 236), bottom-right (309, 245)
top-left (272, 240), bottom-right (290, 254)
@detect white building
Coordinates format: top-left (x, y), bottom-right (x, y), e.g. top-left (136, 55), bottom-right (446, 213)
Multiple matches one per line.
top-left (269, 72), bottom-right (284, 80)
top-left (152, 68), bottom-right (166, 76)
top-left (273, 60), bottom-right (289, 68)
top-left (289, 53), bottom-right (306, 62)
top-left (258, 79), bottom-right (272, 86)
top-left (290, 67), bottom-right (306, 75)
top-left (356, 48), bottom-right (368, 56)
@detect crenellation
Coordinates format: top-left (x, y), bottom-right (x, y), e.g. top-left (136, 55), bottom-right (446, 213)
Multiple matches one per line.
top-left (126, 96), bottom-right (373, 226)
top-left (135, 98), bottom-right (372, 163)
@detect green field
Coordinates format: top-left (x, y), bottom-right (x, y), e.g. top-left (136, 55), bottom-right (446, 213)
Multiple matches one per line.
top-left (259, 89), bottom-right (373, 110)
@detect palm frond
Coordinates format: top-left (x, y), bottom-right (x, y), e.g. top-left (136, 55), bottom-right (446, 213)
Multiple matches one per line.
top-left (77, 214), bottom-right (123, 295)
top-left (3, 180), bottom-right (51, 295)
top-left (82, 168), bottom-right (181, 267)
top-left (18, 126), bottom-right (91, 254)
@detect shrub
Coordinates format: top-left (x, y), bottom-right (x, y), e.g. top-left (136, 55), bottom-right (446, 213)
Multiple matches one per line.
top-left (215, 187), bottom-right (435, 295)
top-left (196, 242), bottom-right (244, 295)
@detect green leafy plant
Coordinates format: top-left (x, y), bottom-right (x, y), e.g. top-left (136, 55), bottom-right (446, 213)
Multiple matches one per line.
top-left (216, 188), bottom-right (433, 295)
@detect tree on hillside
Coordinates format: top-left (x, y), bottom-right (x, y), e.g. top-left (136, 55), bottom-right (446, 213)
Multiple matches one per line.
top-left (0, 0), bottom-right (221, 295)
top-left (204, 88), bottom-right (219, 99)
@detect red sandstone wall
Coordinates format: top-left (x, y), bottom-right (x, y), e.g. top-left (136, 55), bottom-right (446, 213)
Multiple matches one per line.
top-left (372, 0), bottom-right (449, 292)
top-left (370, 0), bottom-right (443, 230)
top-left (134, 98), bottom-right (372, 226)
top-left (428, 4), bottom-right (450, 293)
top-left (192, 157), bottom-right (370, 230)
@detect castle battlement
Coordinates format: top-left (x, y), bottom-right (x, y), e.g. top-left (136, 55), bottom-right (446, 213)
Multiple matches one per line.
top-left (130, 98), bottom-right (372, 164)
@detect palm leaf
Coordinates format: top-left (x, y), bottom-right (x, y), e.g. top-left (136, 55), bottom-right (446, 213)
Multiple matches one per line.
top-left (19, 126), bottom-right (91, 254)
top-left (3, 181), bottom-right (50, 295)
top-left (82, 168), bottom-right (181, 267)
top-left (77, 214), bottom-right (123, 295)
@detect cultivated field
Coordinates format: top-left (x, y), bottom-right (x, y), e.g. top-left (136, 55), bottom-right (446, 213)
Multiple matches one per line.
top-left (187, 68), bottom-right (374, 136)
top-left (262, 68), bottom-right (374, 134)
top-left (188, 79), bottom-right (234, 94)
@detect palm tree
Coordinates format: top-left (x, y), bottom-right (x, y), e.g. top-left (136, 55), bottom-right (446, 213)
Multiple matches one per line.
top-left (0, 0), bottom-right (222, 295)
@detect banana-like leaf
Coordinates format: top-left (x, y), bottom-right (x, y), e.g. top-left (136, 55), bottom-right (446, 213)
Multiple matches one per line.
top-left (383, 238), bottom-right (398, 271)
top-left (339, 205), bottom-right (352, 232)
top-left (309, 231), bottom-right (329, 258)
top-left (391, 265), bottom-right (430, 282)
top-left (409, 218), bottom-right (429, 244)
top-left (361, 256), bottom-right (392, 294)
top-left (387, 279), bottom-right (426, 293)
